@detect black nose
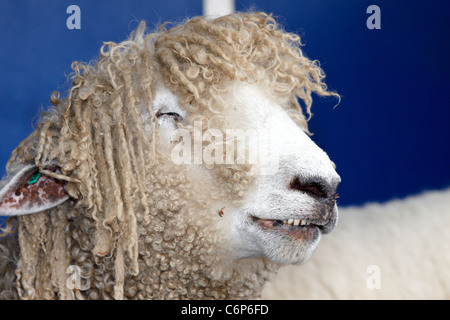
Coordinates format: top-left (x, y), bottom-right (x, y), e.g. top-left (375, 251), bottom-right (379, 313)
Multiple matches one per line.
top-left (289, 176), bottom-right (339, 201)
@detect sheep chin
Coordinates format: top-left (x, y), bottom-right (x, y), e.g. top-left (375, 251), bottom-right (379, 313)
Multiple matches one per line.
top-left (253, 220), bottom-right (321, 265)
top-left (228, 210), bottom-right (322, 265)
top-left (266, 232), bottom-right (321, 265)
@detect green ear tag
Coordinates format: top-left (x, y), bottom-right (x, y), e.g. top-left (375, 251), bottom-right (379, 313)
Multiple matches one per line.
top-left (28, 171), bottom-right (42, 184)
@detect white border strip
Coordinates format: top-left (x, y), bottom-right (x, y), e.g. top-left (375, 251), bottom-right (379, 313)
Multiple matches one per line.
top-left (203, 0), bottom-right (235, 18)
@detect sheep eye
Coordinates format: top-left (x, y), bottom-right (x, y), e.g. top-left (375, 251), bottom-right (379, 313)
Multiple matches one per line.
top-left (156, 111), bottom-right (183, 121)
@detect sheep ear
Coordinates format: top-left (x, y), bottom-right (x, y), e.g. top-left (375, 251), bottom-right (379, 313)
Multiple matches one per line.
top-left (0, 164), bottom-right (70, 216)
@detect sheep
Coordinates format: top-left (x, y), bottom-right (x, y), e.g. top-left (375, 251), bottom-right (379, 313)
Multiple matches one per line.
top-left (261, 188), bottom-right (450, 299)
top-left (0, 12), bottom-right (341, 300)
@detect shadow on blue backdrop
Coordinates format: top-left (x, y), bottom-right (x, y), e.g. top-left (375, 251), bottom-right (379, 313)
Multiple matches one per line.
top-left (0, 0), bottom-right (449, 230)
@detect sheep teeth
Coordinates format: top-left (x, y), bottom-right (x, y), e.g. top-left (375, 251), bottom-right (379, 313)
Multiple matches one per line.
top-left (282, 219), bottom-right (311, 226)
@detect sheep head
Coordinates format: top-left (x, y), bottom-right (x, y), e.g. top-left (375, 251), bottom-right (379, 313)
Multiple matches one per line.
top-left (0, 12), bottom-right (340, 299)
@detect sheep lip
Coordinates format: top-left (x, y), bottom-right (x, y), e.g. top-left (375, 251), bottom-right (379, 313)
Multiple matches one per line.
top-left (248, 206), bottom-right (338, 235)
top-left (250, 215), bottom-right (324, 227)
top-left (250, 216), bottom-right (321, 240)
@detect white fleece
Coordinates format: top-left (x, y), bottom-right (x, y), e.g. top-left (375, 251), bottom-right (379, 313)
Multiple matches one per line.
top-left (261, 188), bottom-right (450, 299)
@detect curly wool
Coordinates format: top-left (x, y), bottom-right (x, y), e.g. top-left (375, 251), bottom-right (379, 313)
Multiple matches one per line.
top-left (1, 12), bottom-right (337, 299)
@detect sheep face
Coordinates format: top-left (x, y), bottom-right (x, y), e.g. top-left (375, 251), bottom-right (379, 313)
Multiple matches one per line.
top-left (153, 81), bottom-right (340, 266)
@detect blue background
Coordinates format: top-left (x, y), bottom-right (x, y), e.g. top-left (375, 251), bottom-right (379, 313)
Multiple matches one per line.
top-left (0, 0), bottom-right (449, 226)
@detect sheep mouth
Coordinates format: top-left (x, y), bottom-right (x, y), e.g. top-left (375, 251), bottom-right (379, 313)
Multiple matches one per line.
top-left (251, 216), bottom-right (321, 241)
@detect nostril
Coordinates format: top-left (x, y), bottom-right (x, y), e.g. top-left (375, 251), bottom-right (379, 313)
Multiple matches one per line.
top-left (289, 177), bottom-right (328, 199)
